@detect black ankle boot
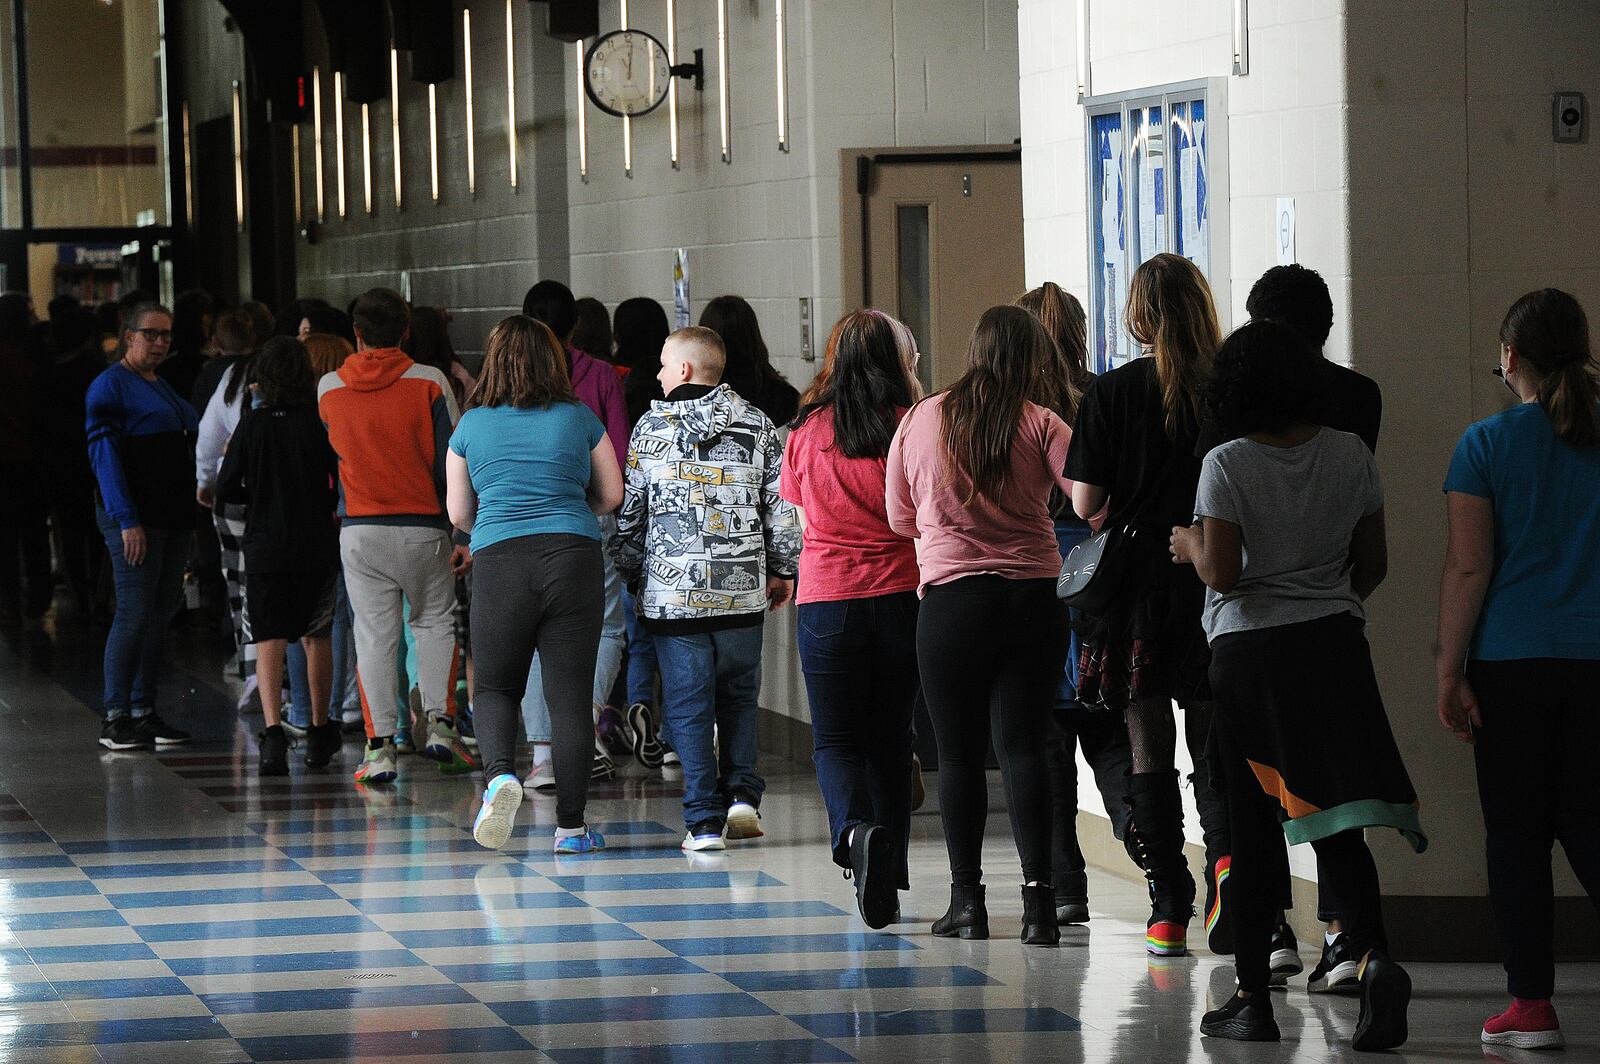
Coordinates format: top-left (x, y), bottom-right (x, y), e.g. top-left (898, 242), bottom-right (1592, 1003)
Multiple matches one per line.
top-left (931, 884), bottom-right (988, 939)
top-left (1200, 993), bottom-right (1280, 1041)
top-left (1020, 884), bottom-right (1060, 946)
top-left (1126, 770), bottom-right (1197, 955)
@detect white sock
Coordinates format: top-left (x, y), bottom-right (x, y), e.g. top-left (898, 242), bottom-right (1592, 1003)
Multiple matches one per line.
top-left (555, 824), bottom-right (585, 839)
top-left (1325, 930), bottom-right (1339, 946)
top-left (532, 743), bottom-right (552, 766)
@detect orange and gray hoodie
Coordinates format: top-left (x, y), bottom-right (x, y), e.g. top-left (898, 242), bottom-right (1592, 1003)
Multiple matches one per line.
top-left (317, 347), bottom-right (460, 530)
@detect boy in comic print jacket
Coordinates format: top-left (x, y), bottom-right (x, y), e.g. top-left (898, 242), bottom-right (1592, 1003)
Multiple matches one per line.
top-left (612, 327), bottom-right (800, 847)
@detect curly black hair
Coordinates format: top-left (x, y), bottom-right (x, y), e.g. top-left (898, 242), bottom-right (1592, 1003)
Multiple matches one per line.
top-left (1205, 320), bottom-right (1325, 443)
top-left (1246, 264), bottom-right (1334, 348)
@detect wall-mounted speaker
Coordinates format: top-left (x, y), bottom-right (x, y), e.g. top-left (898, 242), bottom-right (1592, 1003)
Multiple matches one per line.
top-left (544, 0), bottom-right (599, 43)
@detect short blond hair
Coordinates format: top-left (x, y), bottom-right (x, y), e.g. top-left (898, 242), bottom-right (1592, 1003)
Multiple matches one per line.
top-left (666, 325), bottom-right (726, 382)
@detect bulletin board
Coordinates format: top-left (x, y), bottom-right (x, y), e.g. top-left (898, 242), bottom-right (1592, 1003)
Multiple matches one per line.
top-left (1083, 79), bottom-right (1229, 373)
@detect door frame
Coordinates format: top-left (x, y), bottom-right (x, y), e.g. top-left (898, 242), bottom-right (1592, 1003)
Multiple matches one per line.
top-left (838, 145), bottom-right (1023, 314)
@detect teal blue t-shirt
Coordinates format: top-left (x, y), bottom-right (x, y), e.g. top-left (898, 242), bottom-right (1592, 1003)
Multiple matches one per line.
top-left (449, 402), bottom-right (606, 551)
top-left (1443, 402), bottom-right (1600, 661)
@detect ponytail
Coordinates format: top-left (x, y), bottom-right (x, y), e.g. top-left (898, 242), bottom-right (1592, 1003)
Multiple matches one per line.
top-left (1500, 288), bottom-right (1599, 447)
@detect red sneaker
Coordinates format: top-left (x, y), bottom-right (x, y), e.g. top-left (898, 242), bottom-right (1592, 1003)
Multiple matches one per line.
top-left (1482, 998), bottom-right (1563, 1049)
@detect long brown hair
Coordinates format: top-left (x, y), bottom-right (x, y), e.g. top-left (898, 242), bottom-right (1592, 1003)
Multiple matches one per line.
top-left (1125, 253), bottom-right (1220, 438)
top-left (938, 304), bottom-right (1060, 504)
top-left (1500, 288), bottom-right (1599, 446)
top-left (467, 315), bottom-right (575, 410)
top-left (1016, 281), bottom-right (1089, 422)
top-left (304, 332), bottom-right (354, 379)
top-left (795, 310), bottom-right (915, 459)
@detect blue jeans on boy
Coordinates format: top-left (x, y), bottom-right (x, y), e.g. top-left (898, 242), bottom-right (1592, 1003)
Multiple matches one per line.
top-left (797, 591), bottom-right (918, 889)
top-left (623, 586), bottom-right (657, 707)
top-left (522, 516), bottom-right (625, 741)
top-left (96, 508), bottom-right (190, 721)
top-left (654, 623), bottom-right (766, 828)
top-left (287, 570), bottom-right (356, 727)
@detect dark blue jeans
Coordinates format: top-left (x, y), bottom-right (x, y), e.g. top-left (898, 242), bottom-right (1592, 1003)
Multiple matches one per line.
top-left (623, 586), bottom-right (658, 706)
top-left (97, 508), bottom-right (190, 721)
top-left (797, 592), bottom-right (918, 889)
top-left (654, 624), bottom-right (766, 828)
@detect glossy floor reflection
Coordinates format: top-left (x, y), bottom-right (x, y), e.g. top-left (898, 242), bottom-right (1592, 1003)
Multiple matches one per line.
top-left (1, 615), bottom-right (1597, 1063)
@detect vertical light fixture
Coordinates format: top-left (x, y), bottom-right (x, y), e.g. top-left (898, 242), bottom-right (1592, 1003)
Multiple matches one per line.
top-left (181, 100), bottom-right (194, 230)
top-left (716, 0), bottom-right (731, 163)
top-left (505, 0), bottom-right (518, 189)
top-left (666, 0), bottom-right (679, 168)
top-left (774, 0), bottom-right (788, 152)
top-left (230, 80), bottom-right (245, 231)
top-left (361, 102), bottom-right (374, 214)
top-left (620, 0), bottom-right (632, 178)
top-left (1075, 0), bottom-right (1091, 100)
top-left (312, 68), bottom-right (325, 221)
top-left (463, 9), bottom-right (476, 195)
top-left (574, 41), bottom-right (589, 182)
top-left (291, 123), bottom-right (303, 224)
top-left (389, 42), bottom-right (403, 208)
top-left (1232, 0), bottom-right (1250, 75)
top-left (334, 70), bottom-right (348, 217)
top-left (428, 83), bottom-right (440, 202)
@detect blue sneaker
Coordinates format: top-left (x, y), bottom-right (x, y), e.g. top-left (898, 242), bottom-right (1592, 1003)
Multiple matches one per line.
top-left (472, 773), bottom-right (523, 850)
top-left (553, 827), bottom-right (606, 854)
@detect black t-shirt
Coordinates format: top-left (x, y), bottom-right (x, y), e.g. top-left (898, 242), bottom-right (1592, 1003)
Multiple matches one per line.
top-left (1066, 357), bottom-right (1204, 535)
top-left (1196, 358), bottom-right (1383, 457)
top-left (215, 402), bottom-right (340, 574)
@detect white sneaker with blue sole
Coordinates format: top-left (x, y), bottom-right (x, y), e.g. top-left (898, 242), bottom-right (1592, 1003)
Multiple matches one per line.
top-left (473, 773), bottom-right (523, 850)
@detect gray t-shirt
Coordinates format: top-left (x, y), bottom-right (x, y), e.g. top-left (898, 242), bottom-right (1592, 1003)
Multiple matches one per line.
top-left (1193, 428), bottom-right (1383, 641)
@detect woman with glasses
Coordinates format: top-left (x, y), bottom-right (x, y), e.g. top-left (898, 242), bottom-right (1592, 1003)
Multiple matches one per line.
top-left (86, 303), bottom-right (199, 751)
top-left (1437, 288), bottom-right (1600, 1050)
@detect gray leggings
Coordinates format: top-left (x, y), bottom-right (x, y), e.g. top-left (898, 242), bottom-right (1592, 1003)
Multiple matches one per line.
top-left (469, 534), bottom-right (603, 829)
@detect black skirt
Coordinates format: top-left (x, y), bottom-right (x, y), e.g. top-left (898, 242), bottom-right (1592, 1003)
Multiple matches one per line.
top-left (1208, 611), bottom-right (1426, 852)
top-left (1075, 547), bottom-right (1211, 712)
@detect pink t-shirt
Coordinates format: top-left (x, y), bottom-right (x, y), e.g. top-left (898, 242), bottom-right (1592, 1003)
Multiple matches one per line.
top-left (780, 406), bottom-right (921, 605)
top-left (885, 394), bottom-right (1074, 594)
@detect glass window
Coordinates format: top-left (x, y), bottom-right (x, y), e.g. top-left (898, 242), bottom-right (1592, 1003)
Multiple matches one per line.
top-left (896, 203), bottom-right (933, 396)
top-left (1090, 110), bottom-right (1127, 370)
top-left (1130, 104), bottom-right (1166, 266)
top-left (1171, 100), bottom-right (1209, 277)
top-left (24, 0), bottom-right (169, 228)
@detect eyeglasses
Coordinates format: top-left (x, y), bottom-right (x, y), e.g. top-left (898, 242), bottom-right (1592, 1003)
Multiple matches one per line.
top-left (133, 328), bottom-right (174, 343)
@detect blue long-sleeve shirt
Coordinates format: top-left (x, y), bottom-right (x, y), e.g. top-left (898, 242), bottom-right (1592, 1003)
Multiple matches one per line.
top-left (86, 363), bottom-right (199, 530)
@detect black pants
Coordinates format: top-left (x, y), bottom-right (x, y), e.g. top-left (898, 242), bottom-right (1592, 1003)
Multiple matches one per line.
top-left (1214, 712), bottom-right (1386, 994)
top-left (469, 534), bottom-right (603, 830)
top-left (918, 575), bottom-right (1070, 886)
top-left (1468, 658), bottom-right (1600, 999)
top-left (1048, 706), bottom-right (1133, 903)
top-left (0, 463), bottom-right (52, 618)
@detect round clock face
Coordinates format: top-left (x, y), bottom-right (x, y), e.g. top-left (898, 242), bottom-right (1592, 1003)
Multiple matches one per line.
top-left (584, 30), bottom-right (673, 118)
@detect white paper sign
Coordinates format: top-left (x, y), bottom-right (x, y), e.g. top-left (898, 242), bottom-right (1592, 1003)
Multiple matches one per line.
top-left (1275, 197), bottom-right (1296, 265)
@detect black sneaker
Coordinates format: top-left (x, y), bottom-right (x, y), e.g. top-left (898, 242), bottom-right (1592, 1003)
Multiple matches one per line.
top-left (258, 727), bottom-right (289, 776)
top-left (304, 722), bottom-right (342, 769)
top-left (1269, 922), bottom-right (1304, 986)
top-left (1056, 898), bottom-right (1091, 925)
top-left (847, 824), bottom-right (897, 929)
top-left (132, 714), bottom-right (190, 746)
top-left (627, 702), bottom-right (665, 768)
top-left (99, 717), bottom-right (153, 751)
top-left (1308, 932), bottom-right (1362, 994)
top-left (1205, 855), bottom-right (1233, 954)
top-left (1200, 993), bottom-right (1281, 1042)
top-left (1352, 951), bottom-right (1411, 1051)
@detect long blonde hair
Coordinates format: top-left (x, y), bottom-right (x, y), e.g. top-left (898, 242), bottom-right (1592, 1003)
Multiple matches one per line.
top-left (1125, 253), bottom-right (1220, 438)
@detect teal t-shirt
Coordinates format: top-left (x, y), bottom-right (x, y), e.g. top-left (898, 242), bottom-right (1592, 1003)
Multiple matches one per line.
top-left (449, 402), bottom-right (606, 551)
top-left (1443, 402), bottom-right (1600, 661)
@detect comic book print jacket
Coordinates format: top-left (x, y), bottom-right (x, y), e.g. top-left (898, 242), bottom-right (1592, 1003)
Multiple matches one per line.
top-left (612, 383), bottom-right (801, 634)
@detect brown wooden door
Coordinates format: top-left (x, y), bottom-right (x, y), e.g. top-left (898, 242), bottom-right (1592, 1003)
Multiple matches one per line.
top-left (841, 147), bottom-right (1024, 392)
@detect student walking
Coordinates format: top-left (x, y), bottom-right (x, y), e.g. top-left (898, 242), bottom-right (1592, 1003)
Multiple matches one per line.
top-left (447, 316), bottom-right (622, 852)
top-left (1437, 288), bottom-right (1600, 1051)
top-left (886, 305), bottom-right (1075, 947)
top-left (215, 338), bottom-right (344, 776)
top-left (1171, 321), bottom-right (1421, 1050)
top-left (86, 302), bottom-right (197, 750)
top-left (613, 326), bottom-right (801, 852)
top-left (318, 288), bottom-right (474, 784)
top-left (1066, 253), bottom-right (1219, 956)
top-left (782, 309), bottom-right (922, 928)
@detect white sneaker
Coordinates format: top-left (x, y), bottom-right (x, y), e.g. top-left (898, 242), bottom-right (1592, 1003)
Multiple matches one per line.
top-left (725, 800), bottom-right (764, 841)
top-left (472, 773), bottom-right (523, 850)
top-left (280, 719), bottom-right (308, 740)
top-left (527, 760), bottom-right (557, 792)
top-left (662, 747), bottom-right (681, 767)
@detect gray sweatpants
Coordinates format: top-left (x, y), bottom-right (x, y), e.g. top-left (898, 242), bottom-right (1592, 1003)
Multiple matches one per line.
top-left (340, 524), bottom-right (458, 739)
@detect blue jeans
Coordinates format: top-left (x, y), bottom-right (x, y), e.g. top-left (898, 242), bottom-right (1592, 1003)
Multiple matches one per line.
top-left (623, 586), bottom-right (658, 706)
top-left (522, 516), bottom-right (624, 741)
top-left (654, 623), bottom-right (766, 828)
top-left (97, 508), bottom-right (190, 721)
top-left (797, 592), bottom-right (918, 888)
top-left (287, 569), bottom-right (356, 726)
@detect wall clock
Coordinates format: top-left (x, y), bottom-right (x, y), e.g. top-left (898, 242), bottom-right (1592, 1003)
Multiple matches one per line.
top-left (584, 29), bottom-right (674, 118)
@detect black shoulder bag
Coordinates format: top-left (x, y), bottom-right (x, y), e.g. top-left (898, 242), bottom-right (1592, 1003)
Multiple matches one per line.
top-left (1056, 460), bottom-right (1176, 614)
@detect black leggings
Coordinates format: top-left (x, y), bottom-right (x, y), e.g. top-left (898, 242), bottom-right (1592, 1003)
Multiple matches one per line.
top-left (1469, 658), bottom-right (1600, 999)
top-left (469, 534), bottom-right (603, 830)
top-left (1214, 714), bottom-right (1386, 993)
top-left (918, 575), bottom-right (1070, 886)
